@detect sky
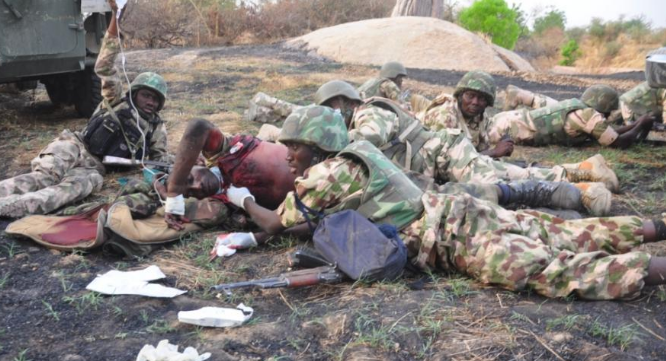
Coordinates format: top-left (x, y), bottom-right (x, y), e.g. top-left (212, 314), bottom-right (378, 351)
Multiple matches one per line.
top-left (506, 0), bottom-right (666, 29)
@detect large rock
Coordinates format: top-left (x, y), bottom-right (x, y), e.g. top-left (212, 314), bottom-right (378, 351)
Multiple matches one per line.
top-left (286, 17), bottom-right (534, 72)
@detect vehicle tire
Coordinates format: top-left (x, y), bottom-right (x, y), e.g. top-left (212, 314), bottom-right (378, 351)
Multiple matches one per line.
top-left (74, 66), bottom-right (102, 118)
top-left (44, 78), bottom-right (70, 105)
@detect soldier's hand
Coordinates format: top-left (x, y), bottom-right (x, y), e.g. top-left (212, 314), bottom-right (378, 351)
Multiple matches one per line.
top-left (107, 0), bottom-right (118, 12)
top-left (493, 138), bottom-right (514, 157)
top-left (164, 213), bottom-right (191, 231)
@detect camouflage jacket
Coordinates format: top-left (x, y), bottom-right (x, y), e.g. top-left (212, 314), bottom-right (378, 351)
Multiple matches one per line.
top-left (90, 36), bottom-right (170, 163)
top-left (620, 82), bottom-right (666, 122)
top-left (531, 100), bottom-right (619, 146)
top-left (357, 78), bottom-right (401, 102)
top-left (420, 93), bottom-right (485, 148)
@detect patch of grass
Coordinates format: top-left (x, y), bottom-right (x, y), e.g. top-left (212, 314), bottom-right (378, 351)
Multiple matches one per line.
top-left (114, 332), bottom-right (128, 340)
top-left (351, 313), bottom-right (395, 350)
top-left (546, 314), bottom-right (581, 331)
top-left (72, 251), bottom-right (91, 271)
top-left (139, 309), bottom-right (150, 324)
top-left (14, 349), bottom-right (31, 361)
top-left (2, 241), bottom-right (22, 258)
top-left (147, 319), bottom-right (177, 334)
top-left (186, 326), bottom-right (205, 342)
top-left (62, 292), bottom-right (104, 313)
top-left (0, 272), bottom-right (10, 290)
top-left (587, 318), bottom-right (640, 350)
top-left (289, 304), bottom-right (312, 323)
top-left (656, 286), bottom-right (666, 302)
top-left (55, 272), bottom-right (73, 293)
top-left (510, 311), bottom-right (533, 324)
top-left (267, 235), bottom-right (298, 250)
top-left (41, 300), bottom-right (60, 322)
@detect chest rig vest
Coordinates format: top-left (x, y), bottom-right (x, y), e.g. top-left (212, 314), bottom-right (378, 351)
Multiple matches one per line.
top-left (82, 99), bottom-right (159, 160)
top-left (360, 97), bottom-right (433, 173)
top-left (527, 98), bottom-right (586, 145)
top-left (336, 140), bottom-right (424, 230)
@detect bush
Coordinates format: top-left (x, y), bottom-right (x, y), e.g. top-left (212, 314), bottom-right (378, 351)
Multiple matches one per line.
top-left (559, 39), bottom-right (581, 66)
top-left (533, 9), bottom-right (566, 36)
top-left (458, 0), bottom-right (521, 49)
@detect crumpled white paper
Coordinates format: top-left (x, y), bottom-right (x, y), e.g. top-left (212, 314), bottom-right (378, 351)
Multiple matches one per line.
top-left (86, 265), bottom-right (186, 298)
top-left (136, 339), bottom-right (210, 361)
top-left (178, 303), bottom-right (253, 327)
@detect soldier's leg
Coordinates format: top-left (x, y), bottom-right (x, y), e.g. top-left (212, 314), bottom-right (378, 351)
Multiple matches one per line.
top-left (245, 92), bottom-right (300, 123)
top-left (0, 167), bottom-right (103, 217)
top-left (0, 137), bottom-right (82, 197)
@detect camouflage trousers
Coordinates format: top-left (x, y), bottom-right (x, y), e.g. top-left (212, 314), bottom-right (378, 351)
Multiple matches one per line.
top-left (502, 85), bottom-right (557, 111)
top-left (418, 129), bottom-right (566, 184)
top-left (480, 109), bottom-right (537, 146)
top-left (244, 92), bottom-right (303, 124)
top-left (0, 130), bottom-right (105, 217)
top-left (401, 192), bottom-right (650, 300)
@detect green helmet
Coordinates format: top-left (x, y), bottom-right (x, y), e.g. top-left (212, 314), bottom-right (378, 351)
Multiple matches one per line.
top-left (581, 84), bottom-right (619, 114)
top-left (380, 61), bottom-right (407, 79)
top-left (453, 70), bottom-right (496, 106)
top-left (130, 72), bottom-right (167, 111)
top-left (315, 80), bottom-right (362, 106)
top-left (278, 105), bottom-right (349, 153)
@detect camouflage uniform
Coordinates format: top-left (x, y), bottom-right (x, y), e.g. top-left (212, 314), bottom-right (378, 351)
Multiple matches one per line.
top-left (481, 101), bottom-right (619, 147)
top-left (244, 92), bottom-right (304, 124)
top-left (0, 130), bottom-right (105, 217)
top-left (351, 102), bottom-right (567, 184)
top-left (620, 81), bottom-right (666, 124)
top-left (419, 93), bottom-right (486, 148)
top-left (357, 78), bottom-right (401, 102)
top-left (0, 36), bottom-right (170, 218)
top-left (502, 85), bottom-right (558, 111)
top-left (277, 150), bottom-right (650, 300)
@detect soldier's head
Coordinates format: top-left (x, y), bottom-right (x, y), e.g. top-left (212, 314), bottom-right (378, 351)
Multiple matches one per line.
top-left (184, 166), bottom-right (221, 199)
top-left (380, 61), bottom-right (407, 89)
top-left (129, 72), bottom-right (168, 115)
top-left (580, 84), bottom-right (619, 116)
top-left (315, 80), bottom-right (363, 127)
top-left (454, 70), bottom-right (496, 119)
top-left (278, 105), bottom-right (349, 176)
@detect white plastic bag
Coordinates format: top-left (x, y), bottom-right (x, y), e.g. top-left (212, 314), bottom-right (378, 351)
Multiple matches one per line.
top-left (178, 303), bottom-right (253, 327)
top-left (136, 339), bottom-right (211, 361)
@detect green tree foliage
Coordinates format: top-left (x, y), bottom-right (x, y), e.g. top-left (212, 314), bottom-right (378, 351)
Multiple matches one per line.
top-left (458, 0), bottom-right (521, 49)
top-left (533, 9), bottom-right (566, 35)
top-left (559, 39), bottom-right (581, 66)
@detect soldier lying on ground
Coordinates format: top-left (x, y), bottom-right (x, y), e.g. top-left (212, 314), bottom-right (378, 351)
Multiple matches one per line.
top-left (0, 4), bottom-right (171, 218)
top-left (317, 80), bottom-right (618, 215)
top-left (245, 61), bottom-right (410, 125)
top-left (619, 81), bottom-right (666, 127)
top-left (482, 84), bottom-right (655, 149)
top-left (415, 70), bottom-right (513, 158)
top-left (180, 105), bottom-right (666, 301)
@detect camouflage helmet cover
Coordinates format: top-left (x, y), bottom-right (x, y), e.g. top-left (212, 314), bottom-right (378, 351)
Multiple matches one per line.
top-left (315, 80), bottom-right (362, 106)
top-left (453, 70), bottom-right (496, 106)
top-left (380, 61), bottom-right (407, 79)
top-left (278, 105), bottom-right (349, 153)
top-left (580, 84), bottom-right (619, 114)
top-left (130, 72), bottom-right (168, 111)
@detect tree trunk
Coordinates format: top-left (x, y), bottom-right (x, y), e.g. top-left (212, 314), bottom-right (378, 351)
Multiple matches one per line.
top-left (391, 0), bottom-right (444, 18)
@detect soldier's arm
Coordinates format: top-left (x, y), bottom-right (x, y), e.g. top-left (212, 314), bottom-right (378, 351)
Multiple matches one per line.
top-left (95, 7), bottom-right (124, 104)
top-left (148, 123), bottom-right (172, 163)
top-left (348, 107), bottom-right (395, 147)
top-left (380, 80), bottom-right (401, 102)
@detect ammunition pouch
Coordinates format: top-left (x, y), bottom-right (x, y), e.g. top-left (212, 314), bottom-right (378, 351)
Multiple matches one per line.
top-left (83, 106), bottom-right (151, 159)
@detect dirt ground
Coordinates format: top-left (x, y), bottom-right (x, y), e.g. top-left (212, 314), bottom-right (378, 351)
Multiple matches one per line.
top-left (1, 42), bottom-right (666, 361)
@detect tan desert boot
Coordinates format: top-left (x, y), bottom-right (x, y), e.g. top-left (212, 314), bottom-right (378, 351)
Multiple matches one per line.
top-left (574, 182), bottom-right (612, 216)
top-left (563, 154), bottom-right (620, 193)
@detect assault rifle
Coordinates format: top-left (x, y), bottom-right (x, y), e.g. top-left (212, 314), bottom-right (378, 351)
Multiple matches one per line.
top-left (102, 156), bottom-right (172, 172)
top-left (212, 265), bottom-right (344, 294)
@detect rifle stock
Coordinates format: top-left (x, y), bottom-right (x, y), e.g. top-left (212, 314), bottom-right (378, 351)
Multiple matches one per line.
top-left (212, 266), bottom-right (343, 293)
top-left (102, 156), bottom-right (172, 172)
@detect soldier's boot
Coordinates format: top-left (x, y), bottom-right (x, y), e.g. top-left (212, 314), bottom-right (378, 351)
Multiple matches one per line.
top-left (574, 182), bottom-right (612, 216)
top-left (505, 180), bottom-right (581, 211)
top-left (503, 85), bottom-right (535, 111)
top-left (562, 154), bottom-right (620, 193)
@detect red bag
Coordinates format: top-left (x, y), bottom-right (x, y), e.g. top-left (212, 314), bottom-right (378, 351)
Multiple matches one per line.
top-left (217, 135), bottom-right (296, 210)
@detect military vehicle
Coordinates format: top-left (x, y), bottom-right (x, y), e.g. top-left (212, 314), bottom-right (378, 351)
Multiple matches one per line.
top-left (0, 0), bottom-right (112, 117)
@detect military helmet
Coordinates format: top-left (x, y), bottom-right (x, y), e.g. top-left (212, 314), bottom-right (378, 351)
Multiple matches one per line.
top-left (314, 80), bottom-right (362, 106)
top-left (581, 84), bottom-right (619, 114)
top-left (453, 70), bottom-right (496, 106)
top-left (130, 72), bottom-right (167, 111)
top-left (278, 105), bottom-right (349, 153)
top-left (380, 61), bottom-right (407, 79)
